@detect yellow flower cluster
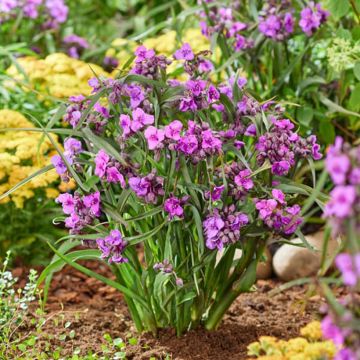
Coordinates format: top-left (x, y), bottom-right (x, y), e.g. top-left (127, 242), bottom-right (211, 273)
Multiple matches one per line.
top-left (6, 53), bottom-right (110, 99)
top-left (0, 109), bottom-right (72, 208)
top-left (106, 28), bottom-right (215, 77)
top-left (247, 321), bottom-right (336, 360)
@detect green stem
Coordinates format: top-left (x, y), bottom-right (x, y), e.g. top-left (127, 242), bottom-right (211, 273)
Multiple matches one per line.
top-left (205, 240), bottom-right (261, 330)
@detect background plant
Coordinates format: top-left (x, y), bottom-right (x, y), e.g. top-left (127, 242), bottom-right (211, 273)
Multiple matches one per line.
top-left (319, 137), bottom-right (360, 360)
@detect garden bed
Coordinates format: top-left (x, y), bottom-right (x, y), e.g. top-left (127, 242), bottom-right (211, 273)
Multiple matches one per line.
top-left (16, 262), bottom-right (329, 359)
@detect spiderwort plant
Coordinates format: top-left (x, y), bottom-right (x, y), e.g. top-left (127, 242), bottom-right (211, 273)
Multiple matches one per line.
top-left (42, 43), bottom-right (323, 335)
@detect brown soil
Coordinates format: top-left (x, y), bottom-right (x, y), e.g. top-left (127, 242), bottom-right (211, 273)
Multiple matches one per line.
top-left (15, 262), bottom-right (327, 360)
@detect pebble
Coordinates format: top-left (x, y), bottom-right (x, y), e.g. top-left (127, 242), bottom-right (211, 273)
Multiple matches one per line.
top-left (272, 231), bottom-right (340, 282)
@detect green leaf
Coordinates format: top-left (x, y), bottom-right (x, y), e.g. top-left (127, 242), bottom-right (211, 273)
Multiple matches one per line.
top-left (82, 128), bottom-right (127, 166)
top-left (354, 61), bottom-right (360, 81)
top-left (320, 95), bottom-right (360, 118)
top-left (46, 242), bottom-right (150, 310)
top-left (325, 0), bottom-right (350, 19)
top-left (297, 106), bottom-right (314, 127)
top-left (124, 222), bottom-right (166, 245)
top-left (349, 83), bottom-right (360, 111)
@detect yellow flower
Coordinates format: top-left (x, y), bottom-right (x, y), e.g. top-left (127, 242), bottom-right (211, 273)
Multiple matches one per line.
top-left (300, 321), bottom-right (323, 341)
top-left (45, 188), bottom-right (59, 199)
top-left (0, 109), bottom-right (64, 208)
top-left (6, 53), bottom-right (110, 99)
top-left (247, 321), bottom-right (337, 360)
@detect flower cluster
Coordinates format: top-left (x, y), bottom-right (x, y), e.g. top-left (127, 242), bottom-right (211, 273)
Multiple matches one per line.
top-left (299, 1), bottom-right (329, 36)
top-left (56, 191), bottom-right (101, 233)
top-left (203, 205), bottom-right (249, 251)
top-left (131, 45), bottom-right (172, 80)
top-left (129, 171), bottom-right (165, 204)
top-left (324, 137), bottom-right (360, 236)
top-left (220, 163), bottom-right (254, 200)
top-left (153, 259), bottom-right (184, 287)
top-left (199, 3), bottom-right (253, 52)
top-left (96, 230), bottom-right (128, 264)
top-left (255, 189), bottom-right (303, 235)
top-left (94, 149), bottom-right (128, 187)
top-left (0, 109), bottom-right (69, 208)
top-left (105, 28), bottom-right (212, 76)
top-left (120, 108), bottom-right (154, 139)
top-left (258, 2), bottom-right (294, 41)
top-left (247, 321), bottom-right (337, 360)
top-left (0, 0), bottom-right (68, 28)
top-left (256, 118), bottom-right (322, 175)
top-left (63, 34), bottom-right (89, 59)
top-left (179, 79), bottom-right (220, 112)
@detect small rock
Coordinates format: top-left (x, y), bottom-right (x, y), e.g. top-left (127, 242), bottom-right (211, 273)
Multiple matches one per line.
top-left (272, 231), bottom-right (340, 281)
top-left (256, 247), bottom-right (273, 280)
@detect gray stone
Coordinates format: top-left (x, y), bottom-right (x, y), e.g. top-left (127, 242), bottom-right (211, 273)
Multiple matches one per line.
top-left (272, 231), bottom-right (340, 281)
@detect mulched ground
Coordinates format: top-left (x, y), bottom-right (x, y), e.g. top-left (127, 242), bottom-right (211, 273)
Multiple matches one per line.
top-left (14, 261), bottom-right (328, 360)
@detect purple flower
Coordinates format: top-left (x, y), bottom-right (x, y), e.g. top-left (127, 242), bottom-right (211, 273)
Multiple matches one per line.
top-left (56, 193), bottom-right (75, 214)
top-left (255, 190), bottom-right (302, 235)
top-left (177, 135), bottom-right (198, 155)
top-left (349, 168), bottom-right (360, 185)
top-left (244, 124), bottom-right (257, 137)
top-left (64, 138), bottom-right (82, 157)
top-left (203, 206), bottom-right (248, 250)
top-left (134, 45), bottom-right (155, 62)
top-left (207, 85), bottom-right (220, 102)
top-left (129, 177), bottom-right (149, 197)
top-left (144, 126), bottom-right (165, 150)
top-left (299, 2), bottom-right (329, 36)
top-left (335, 253), bottom-right (360, 287)
top-left (120, 114), bottom-right (132, 136)
top-left (234, 169), bottom-right (254, 191)
top-left (205, 185), bottom-right (225, 201)
top-left (179, 97), bottom-right (197, 112)
top-left (131, 108), bottom-right (154, 132)
top-left (97, 230), bottom-right (128, 264)
top-left (335, 349), bottom-right (357, 360)
top-left (125, 85), bottom-right (145, 109)
top-left (94, 102), bottom-right (110, 119)
top-left (128, 172), bottom-right (164, 204)
top-left (106, 167), bottom-right (126, 187)
top-left (325, 186), bottom-right (356, 218)
top-left (83, 192), bottom-right (101, 217)
top-left (321, 315), bottom-right (345, 346)
top-left (284, 13), bottom-right (294, 33)
top-left (95, 149), bottom-right (110, 178)
top-left (272, 161), bottom-right (291, 176)
top-left (51, 154), bottom-right (73, 175)
top-left (203, 214), bottom-right (225, 249)
top-left (201, 129), bottom-right (222, 153)
top-left (326, 154), bottom-right (351, 185)
top-left (65, 212), bottom-right (80, 229)
top-left (165, 120), bottom-right (183, 141)
top-left (164, 196), bottom-right (184, 219)
top-left (174, 43), bottom-right (194, 61)
top-left (256, 199), bottom-right (278, 219)
top-left (63, 34), bottom-right (89, 48)
top-left (199, 59), bottom-right (214, 73)
top-left (0, 0), bottom-right (18, 13)
top-left (45, 0), bottom-right (68, 23)
top-left (259, 14), bottom-right (281, 39)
